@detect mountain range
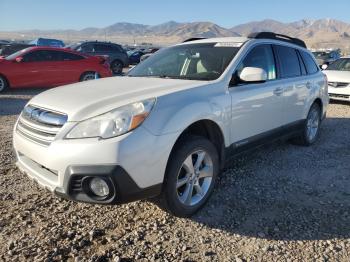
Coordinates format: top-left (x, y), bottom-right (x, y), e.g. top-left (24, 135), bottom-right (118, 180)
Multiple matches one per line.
top-left (1, 18), bottom-right (350, 51)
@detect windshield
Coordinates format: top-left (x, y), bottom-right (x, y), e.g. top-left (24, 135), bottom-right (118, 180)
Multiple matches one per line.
top-left (128, 43), bottom-right (240, 81)
top-left (5, 48), bottom-right (31, 60)
top-left (313, 52), bottom-right (330, 58)
top-left (326, 58), bottom-right (350, 71)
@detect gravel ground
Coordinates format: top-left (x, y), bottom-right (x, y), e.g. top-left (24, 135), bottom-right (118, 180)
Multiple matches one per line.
top-left (1, 89), bottom-right (350, 262)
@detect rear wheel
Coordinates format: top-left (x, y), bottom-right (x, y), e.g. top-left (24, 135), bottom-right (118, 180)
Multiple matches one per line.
top-left (293, 103), bottom-right (322, 146)
top-left (0, 75), bottom-right (9, 93)
top-left (111, 60), bottom-right (123, 75)
top-left (158, 136), bottom-right (219, 217)
top-left (80, 72), bottom-right (98, 82)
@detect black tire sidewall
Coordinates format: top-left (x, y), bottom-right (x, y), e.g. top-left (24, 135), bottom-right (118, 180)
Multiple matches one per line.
top-left (0, 75), bottom-right (8, 93)
top-left (163, 136), bottom-right (219, 217)
top-left (111, 60), bottom-right (123, 74)
top-left (304, 103), bottom-right (321, 145)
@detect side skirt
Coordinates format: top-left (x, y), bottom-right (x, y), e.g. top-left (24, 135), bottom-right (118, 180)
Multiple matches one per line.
top-left (224, 120), bottom-right (305, 165)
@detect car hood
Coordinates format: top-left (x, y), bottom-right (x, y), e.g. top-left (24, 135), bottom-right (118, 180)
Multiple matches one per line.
top-left (323, 70), bottom-right (350, 83)
top-left (29, 76), bottom-right (205, 121)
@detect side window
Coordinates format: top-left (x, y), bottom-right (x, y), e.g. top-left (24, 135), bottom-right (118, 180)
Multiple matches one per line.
top-left (23, 50), bottom-right (58, 62)
top-left (237, 44), bottom-right (276, 80)
top-left (274, 45), bottom-right (301, 78)
top-left (60, 51), bottom-right (84, 61)
top-left (296, 51), bottom-right (307, 75)
top-left (94, 44), bottom-right (111, 52)
top-left (79, 44), bottom-right (94, 53)
top-left (300, 51), bottom-right (319, 74)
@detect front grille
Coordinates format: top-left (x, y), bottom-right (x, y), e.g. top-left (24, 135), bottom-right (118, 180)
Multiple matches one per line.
top-left (329, 93), bottom-right (350, 99)
top-left (328, 82), bottom-right (349, 88)
top-left (16, 105), bottom-right (68, 146)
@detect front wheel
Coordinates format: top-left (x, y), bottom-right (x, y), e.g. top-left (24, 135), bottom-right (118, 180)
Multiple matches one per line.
top-left (0, 75), bottom-right (9, 93)
top-left (158, 136), bottom-right (219, 217)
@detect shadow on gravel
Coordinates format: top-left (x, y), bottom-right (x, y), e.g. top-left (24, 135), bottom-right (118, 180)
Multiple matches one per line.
top-left (191, 117), bottom-right (350, 241)
top-left (0, 98), bottom-right (29, 116)
top-left (0, 89), bottom-right (44, 116)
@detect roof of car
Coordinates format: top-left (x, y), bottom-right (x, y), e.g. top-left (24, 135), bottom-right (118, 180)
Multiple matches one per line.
top-left (23, 46), bottom-right (89, 56)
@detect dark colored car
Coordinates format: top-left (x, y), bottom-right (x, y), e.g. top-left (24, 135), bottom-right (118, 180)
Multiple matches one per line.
top-left (127, 50), bottom-right (145, 64)
top-left (29, 38), bottom-right (65, 48)
top-left (312, 50), bottom-right (341, 66)
top-left (0, 43), bottom-right (34, 56)
top-left (67, 41), bottom-right (129, 74)
top-left (0, 47), bottom-right (112, 92)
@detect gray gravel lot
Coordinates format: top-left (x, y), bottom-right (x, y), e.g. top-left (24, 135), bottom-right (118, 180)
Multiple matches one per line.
top-left (1, 89), bottom-right (350, 261)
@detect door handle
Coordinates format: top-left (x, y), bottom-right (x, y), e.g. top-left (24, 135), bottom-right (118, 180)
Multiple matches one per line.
top-left (306, 82), bottom-right (312, 89)
top-left (273, 87), bottom-right (284, 96)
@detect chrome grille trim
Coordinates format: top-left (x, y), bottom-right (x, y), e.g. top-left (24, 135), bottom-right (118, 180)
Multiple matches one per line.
top-left (328, 82), bottom-right (349, 88)
top-left (16, 105), bottom-right (68, 146)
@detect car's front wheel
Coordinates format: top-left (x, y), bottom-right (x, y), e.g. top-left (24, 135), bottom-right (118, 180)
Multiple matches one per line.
top-left (0, 75), bottom-right (9, 93)
top-left (158, 136), bottom-right (219, 217)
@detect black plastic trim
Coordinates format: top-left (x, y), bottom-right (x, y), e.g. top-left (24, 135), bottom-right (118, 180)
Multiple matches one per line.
top-left (56, 165), bottom-right (162, 205)
top-left (248, 32), bottom-right (307, 48)
top-left (224, 120), bottom-right (304, 163)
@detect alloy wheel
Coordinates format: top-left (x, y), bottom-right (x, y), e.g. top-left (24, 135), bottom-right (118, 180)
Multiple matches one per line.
top-left (306, 107), bottom-right (320, 142)
top-left (176, 150), bottom-right (213, 206)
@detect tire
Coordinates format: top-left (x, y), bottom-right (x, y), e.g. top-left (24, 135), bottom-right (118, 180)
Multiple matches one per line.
top-left (111, 60), bottom-right (124, 75)
top-left (293, 103), bottom-right (322, 146)
top-left (80, 72), bottom-right (98, 82)
top-left (157, 136), bottom-right (219, 217)
top-left (0, 75), bottom-right (9, 93)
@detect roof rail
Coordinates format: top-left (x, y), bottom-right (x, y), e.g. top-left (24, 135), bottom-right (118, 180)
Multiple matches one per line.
top-left (182, 37), bottom-right (206, 43)
top-left (248, 32), bottom-right (307, 48)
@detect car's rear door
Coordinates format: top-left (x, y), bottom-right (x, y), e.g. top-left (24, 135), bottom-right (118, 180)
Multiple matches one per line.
top-left (229, 44), bottom-right (284, 143)
top-left (273, 45), bottom-right (314, 125)
top-left (46, 50), bottom-right (87, 85)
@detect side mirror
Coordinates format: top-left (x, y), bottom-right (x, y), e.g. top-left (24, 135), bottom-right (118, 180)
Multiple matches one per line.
top-left (239, 67), bottom-right (267, 83)
top-left (15, 57), bottom-right (23, 63)
top-left (321, 64), bottom-right (328, 70)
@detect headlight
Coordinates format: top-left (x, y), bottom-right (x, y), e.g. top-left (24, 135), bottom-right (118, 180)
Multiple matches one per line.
top-left (66, 98), bottom-right (155, 139)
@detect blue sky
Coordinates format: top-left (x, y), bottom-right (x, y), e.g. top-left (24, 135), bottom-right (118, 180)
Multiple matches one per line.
top-left (0, 0), bottom-right (349, 31)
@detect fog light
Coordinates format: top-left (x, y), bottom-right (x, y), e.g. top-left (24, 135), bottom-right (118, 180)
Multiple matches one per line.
top-left (89, 178), bottom-right (110, 197)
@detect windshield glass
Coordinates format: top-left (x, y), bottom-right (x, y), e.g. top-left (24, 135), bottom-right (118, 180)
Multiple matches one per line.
top-left (326, 58), bottom-right (350, 71)
top-left (313, 52), bottom-right (330, 58)
top-left (5, 48), bottom-right (31, 60)
top-left (128, 43), bottom-right (240, 81)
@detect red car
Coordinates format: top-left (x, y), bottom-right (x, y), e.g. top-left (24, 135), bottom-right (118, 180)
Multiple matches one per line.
top-left (0, 47), bottom-right (112, 92)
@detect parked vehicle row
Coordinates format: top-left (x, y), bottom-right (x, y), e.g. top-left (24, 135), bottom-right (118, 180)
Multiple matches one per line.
top-left (66, 41), bottom-right (129, 74)
top-left (0, 47), bottom-right (112, 92)
top-left (13, 32), bottom-right (329, 217)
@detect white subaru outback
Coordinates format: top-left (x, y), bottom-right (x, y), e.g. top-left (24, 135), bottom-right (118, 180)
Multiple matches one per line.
top-left (13, 32), bottom-right (329, 217)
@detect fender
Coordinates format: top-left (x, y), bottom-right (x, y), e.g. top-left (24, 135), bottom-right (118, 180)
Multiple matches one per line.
top-left (143, 83), bottom-right (231, 147)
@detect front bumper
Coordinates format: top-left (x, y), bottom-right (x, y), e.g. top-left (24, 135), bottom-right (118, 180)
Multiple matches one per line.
top-left (13, 125), bottom-right (178, 204)
top-left (328, 86), bottom-right (350, 102)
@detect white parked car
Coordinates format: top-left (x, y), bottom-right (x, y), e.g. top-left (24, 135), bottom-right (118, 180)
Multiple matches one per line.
top-left (322, 57), bottom-right (350, 102)
top-left (13, 32), bottom-right (329, 217)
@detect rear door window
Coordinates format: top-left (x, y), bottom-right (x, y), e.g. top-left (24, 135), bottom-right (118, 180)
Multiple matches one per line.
top-left (274, 45), bottom-right (301, 78)
top-left (94, 44), bottom-right (112, 52)
top-left (59, 51), bottom-right (84, 61)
